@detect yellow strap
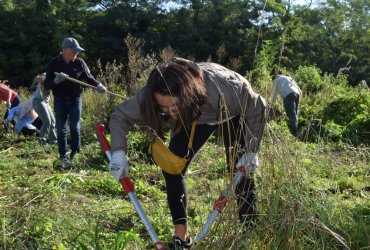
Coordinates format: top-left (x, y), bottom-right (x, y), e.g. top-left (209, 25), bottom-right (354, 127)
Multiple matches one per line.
top-left (187, 121), bottom-right (196, 150)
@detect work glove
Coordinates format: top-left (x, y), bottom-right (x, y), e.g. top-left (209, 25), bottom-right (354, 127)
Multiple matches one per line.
top-left (235, 153), bottom-right (259, 175)
top-left (96, 83), bottom-right (107, 94)
top-left (54, 72), bottom-right (68, 84)
top-left (109, 150), bottom-right (129, 182)
top-left (6, 101), bottom-right (11, 109)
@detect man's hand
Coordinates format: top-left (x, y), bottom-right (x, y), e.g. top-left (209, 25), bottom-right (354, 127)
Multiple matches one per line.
top-left (34, 74), bottom-right (45, 84)
top-left (236, 153), bottom-right (259, 175)
top-left (109, 150), bottom-right (129, 182)
top-left (6, 102), bottom-right (11, 109)
top-left (54, 72), bottom-right (68, 84)
top-left (96, 83), bottom-right (107, 94)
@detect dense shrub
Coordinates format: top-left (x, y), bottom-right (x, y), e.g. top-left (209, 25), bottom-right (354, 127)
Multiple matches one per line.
top-left (292, 73), bottom-right (369, 146)
top-left (320, 89), bottom-right (370, 145)
top-left (321, 90), bottom-right (369, 125)
top-left (294, 65), bottom-right (324, 94)
top-left (345, 114), bottom-right (370, 145)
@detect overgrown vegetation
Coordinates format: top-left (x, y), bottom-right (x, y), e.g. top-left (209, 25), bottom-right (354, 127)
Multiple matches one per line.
top-left (1, 39), bottom-right (369, 249)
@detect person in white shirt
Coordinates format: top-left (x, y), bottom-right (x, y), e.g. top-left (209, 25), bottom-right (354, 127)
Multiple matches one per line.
top-left (270, 75), bottom-right (302, 137)
top-left (5, 97), bottom-right (41, 136)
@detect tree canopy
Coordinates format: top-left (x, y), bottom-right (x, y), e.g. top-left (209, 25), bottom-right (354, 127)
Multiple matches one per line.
top-left (0, 0), bottom-right (368, 86)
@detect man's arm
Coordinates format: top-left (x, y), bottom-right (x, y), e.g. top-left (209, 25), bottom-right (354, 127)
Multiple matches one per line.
top-left (80, 59), bottom-right (100, 86)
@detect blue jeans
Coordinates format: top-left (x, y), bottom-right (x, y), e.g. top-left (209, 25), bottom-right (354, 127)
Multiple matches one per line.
top-left (283, 92), bottom-right (300, 137)
top-left (33, 98), bottom-right (57, 142)
top-left (54, 96), bottom-right (82, 159)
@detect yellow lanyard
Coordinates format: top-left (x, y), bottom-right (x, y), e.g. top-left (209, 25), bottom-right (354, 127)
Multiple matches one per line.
top-left (187, 121), bottom-right (196, 151)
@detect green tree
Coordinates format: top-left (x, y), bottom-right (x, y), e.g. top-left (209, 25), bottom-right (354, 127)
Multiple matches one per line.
top-left (0, 0), bottom-right (95, 85)
top-left (279, 0), bottom-right (369, 85)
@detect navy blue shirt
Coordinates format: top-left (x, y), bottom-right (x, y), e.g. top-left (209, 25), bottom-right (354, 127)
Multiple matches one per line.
top-left (44, 53), bottom-right (100, 98)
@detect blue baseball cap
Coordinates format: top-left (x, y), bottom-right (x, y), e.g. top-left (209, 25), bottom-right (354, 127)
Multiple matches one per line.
top-left (61, 37), bottom-right (85, 53)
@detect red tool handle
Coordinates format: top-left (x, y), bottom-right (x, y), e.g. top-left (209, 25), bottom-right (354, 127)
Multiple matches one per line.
top-left (95, 124), bottom-right (165, 250)
top-left (96, 124), bottom-right (111, 153)
top-left (120, 177), bottom-right (135, 194)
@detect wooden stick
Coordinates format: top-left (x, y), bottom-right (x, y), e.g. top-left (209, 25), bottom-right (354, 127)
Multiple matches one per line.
top-left (54, 72), bottom-right (125, 99)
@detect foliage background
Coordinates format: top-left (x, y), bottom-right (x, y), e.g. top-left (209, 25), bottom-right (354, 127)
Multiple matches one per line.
top-left (0, 0), bottom-right (369, 87)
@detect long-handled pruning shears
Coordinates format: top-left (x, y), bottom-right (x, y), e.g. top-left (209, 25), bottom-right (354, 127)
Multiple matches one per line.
top-left (97, 123), bottom-right (247, 248)
top-left (95, 124), bottom-right (165, 250)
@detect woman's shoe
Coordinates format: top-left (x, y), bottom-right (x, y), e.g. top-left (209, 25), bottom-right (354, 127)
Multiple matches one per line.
top-left (170, 236), bottom-right (192, 250)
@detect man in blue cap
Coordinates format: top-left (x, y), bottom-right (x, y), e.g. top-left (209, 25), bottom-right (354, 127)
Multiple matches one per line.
top-left (44, 37), bottom-right (107, 168)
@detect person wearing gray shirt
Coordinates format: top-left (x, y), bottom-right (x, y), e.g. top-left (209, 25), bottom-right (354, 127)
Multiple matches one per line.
top-left (270, 75), bottom-right (302, 137)
top-left (30, 73), bottom-right (57, 145)
top-left (108, 58), bottom-right (267, 248)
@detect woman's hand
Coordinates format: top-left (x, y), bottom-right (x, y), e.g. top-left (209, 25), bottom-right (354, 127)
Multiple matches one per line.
top-left (109, 150), bottom-right (129, 181)
top-left (236, 153), bottom-right (259, 175)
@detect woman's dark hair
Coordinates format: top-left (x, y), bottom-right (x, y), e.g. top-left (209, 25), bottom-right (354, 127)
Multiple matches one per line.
top-left (141, 58), bottom-right (207, 138)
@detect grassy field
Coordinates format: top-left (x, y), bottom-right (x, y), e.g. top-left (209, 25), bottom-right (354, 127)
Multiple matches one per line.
top-left (1, 54), bottom-right (369, 249)
top-left (0, 97), bottom-right (368, 249)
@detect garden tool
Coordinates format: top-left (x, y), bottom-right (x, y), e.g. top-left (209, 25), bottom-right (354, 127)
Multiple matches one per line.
top-left (95, 124), bottom-right (165, 250)
top-left (54, 72), bottom-right (125, 99)
top-left (193, 167), bottom-right (246, 245)
top-left (3, 118), bottom-right (11, 132)
top-left (3, 104), bottom-right (12, 132)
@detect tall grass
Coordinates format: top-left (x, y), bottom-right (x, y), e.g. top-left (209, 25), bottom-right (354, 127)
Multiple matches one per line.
top-left (0, 36), bottom-right (368, 249)
top-left (184, 120), bottom-right (368, 249)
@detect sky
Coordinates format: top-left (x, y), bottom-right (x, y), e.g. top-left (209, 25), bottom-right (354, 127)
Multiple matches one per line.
top-left (164, 0), bottom-right (321, 11)
top-left (292, 0), bottom-right (321, 7)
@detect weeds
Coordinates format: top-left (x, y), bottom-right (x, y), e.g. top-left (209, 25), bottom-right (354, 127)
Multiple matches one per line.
top-left (0, 45), bottom-right (369, 249)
